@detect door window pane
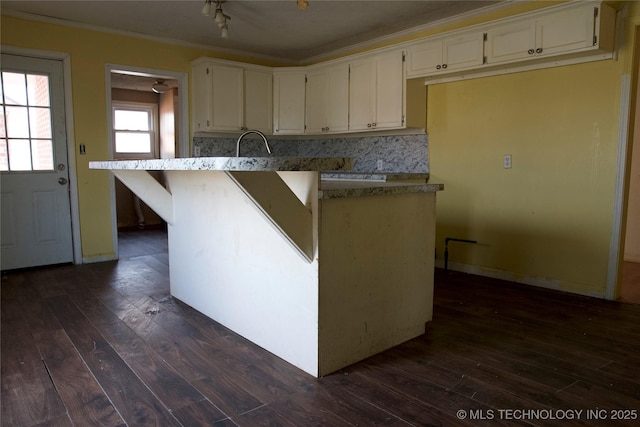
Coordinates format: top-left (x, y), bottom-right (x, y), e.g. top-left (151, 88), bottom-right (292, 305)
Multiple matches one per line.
top-left (32, 139), bottom-right (54, 170)
top-left (27, 74), bottom-right (50, 107)
top-left (2, 72), bottom-right (27, 105)
top-left (0, 71), bottom-right (54, 171)
top-left (0, 139), bottom-right (8, 171)
top-left (5, 106), bottom-right (29, 138)
top-left (29, 107), bottom-right (52, 138)
top-left (8, 139), bottom-right (32, 171)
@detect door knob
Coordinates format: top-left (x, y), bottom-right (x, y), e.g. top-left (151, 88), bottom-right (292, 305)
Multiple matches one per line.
top-left (58, 177), bottom-right (68, 185)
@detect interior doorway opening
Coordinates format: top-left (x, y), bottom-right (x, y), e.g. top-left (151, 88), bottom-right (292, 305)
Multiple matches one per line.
top-left (106, 66), bottom-right (187, 259)
top-left (620, 25), bottom-right (640, 304)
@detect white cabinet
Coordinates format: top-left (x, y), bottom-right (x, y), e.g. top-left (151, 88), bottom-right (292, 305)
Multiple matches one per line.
top-left (406, 32), bottom-right (485, 78)
top-left (244, 69), bottom-right (272, 133)
top-left (192, 62), bottom-right (243, 132)
top-left (349, 50), bottom-right (405, 131)
top-left (211, 65), bottom-right (244, 131)
top-left (273, 70), bottom-right (306, 134)
top-left (305, 64), bottom-right (349, 134)
top-left (486, 3), bottom-right (615, 65)
top-left (191, 59), bottom-right (272, 133)
top-left (192, 61), bottom-right (214, 132)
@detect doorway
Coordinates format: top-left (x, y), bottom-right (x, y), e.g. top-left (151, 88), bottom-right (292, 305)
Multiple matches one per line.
top-left (1, 54), bottom-right (74, 270)
top-left (621, 25), bottom-right (640, 303)
top-left (106, 66), bottom-right (188, 258)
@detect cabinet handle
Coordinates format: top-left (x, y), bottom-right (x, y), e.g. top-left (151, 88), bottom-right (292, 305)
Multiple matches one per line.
top-left (436, 64), bottom-right (442, 70)
top-left (367, 123), bottom-right (372, 128)
top-left (442, 64), bottom-right (448, 69)
top-left (207, 120), bottom-right (210, 126)
top-left (536, 48), bottom-right (543, 54)
top-left (325, 127), bottom-right (329, 132)
top-left (372, 123), bottom-right (377, 127)
top-left (528, 49), bottom-right (535, 55)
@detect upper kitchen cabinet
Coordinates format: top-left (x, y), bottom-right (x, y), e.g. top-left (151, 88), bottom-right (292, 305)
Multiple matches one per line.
top-left (486, 2), bottom-right (615, 66)
top-left (405, 32), bottom-right (485, 78)
top-left (244, 68), bottom-right (272, 133)
top-left (305, 64), bottom-right (349, 134)
top-left (191, 58), bottom-right (272, 133)
top-left (192, 61), bottom-right (243, 132)
top-left (349, 50), bottom-right (405, 132)
top-left (273, 69), bottom-right (306, 135)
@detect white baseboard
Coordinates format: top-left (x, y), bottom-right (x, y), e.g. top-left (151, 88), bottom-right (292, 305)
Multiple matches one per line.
top-left (82, 255), bottom-right (117, 264)
top-left (435, 260), bottom-right (606, 299)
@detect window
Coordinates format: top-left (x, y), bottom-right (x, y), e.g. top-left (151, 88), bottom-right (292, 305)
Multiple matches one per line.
top-left (0, 71), bottom-right (55, 171)
top-left (112, 102), bottom-right (158, 159)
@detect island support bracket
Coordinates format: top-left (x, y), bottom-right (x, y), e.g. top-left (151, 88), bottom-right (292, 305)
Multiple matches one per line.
top-left (111, 170), bottom-right (174, 225)
top-left (226, 171), bottom-right (314, 262)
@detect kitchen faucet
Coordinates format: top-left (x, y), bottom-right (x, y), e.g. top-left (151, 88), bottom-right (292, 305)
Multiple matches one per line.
top-left (236, 130), bottom-right (272, 157)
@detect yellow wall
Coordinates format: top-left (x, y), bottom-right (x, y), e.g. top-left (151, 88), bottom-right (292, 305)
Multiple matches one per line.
top-left (2, 1), bottom-right (638, 298)
top-left (0, 14), bottom-right (277, 261)
top-left (427, 2), bottom-right (640, 297)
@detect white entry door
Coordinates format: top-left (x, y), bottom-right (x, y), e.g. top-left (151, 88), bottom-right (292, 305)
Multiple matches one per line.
top-left (1, 54), bottom-right (73, 270)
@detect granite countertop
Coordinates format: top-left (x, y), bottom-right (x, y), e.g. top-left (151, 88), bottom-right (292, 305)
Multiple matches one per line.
top-left (89, 157), bottom-right (353, 172)
top-left (319, 179), bottom-right (443, 200)
top-left (321, 172), bottom-right (429, 182)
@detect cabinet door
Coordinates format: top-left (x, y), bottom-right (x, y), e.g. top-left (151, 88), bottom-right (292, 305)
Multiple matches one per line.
top-left (325, 64), bottom-right (349, 133)
top-left (244, 69), bottom-right (272, 133)
top-left (191, 62), bottom-right (213, 131)
top-left (273, 71), bottom-right (306, 134)
top-left (348, 58), bottom-right (376, 131)
top-left (210, 65), bottom-right (244, 131)
top-left (536, 4), bottom-right (595, 57)
top-left (486, 20), bottom-right (536, 64)
top-left (305, 69), bottom-right (329, 134)
top-left (406, 39), bottom-right (443, 78)
top-left (374, 50), bottom-right (404, 129)
top-left (443, 32), bottom-right (485, 71)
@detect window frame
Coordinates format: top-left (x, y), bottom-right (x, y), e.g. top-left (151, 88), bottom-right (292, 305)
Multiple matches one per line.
top-left (112, 101), bottom-right (158, 160)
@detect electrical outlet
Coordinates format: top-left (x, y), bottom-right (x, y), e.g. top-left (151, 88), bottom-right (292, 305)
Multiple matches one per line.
top-left (193, 146), bottom-right (201, 157)
top-left (377, 159), bottom-right (383, 170)
top-left (504, 154), bottom-right (512, 169)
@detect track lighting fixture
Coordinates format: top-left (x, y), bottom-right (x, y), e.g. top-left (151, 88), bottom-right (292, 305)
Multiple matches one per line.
top-left (202, 0), bottom-right (230, 38)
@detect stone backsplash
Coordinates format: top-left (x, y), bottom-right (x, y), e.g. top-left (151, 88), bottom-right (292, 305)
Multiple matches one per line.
top-left (193, 132), bottom-right (429, 176)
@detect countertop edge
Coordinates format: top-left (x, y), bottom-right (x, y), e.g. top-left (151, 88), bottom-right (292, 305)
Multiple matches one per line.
top-left (319, 181), bottom-right (444, 200)
top-left (89, 157), bottom-right (353, 172)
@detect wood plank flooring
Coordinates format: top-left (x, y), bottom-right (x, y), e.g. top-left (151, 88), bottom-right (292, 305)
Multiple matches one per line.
top-left (2, 229), bottom-right (639, 426)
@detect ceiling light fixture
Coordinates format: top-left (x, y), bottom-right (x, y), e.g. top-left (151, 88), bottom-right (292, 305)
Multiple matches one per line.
top-left (297, 0), bottom-right (309, 10)
top-left (202, 0), bottom-right (230, 38)
top-left (151, 80), bottom-right (169, 94)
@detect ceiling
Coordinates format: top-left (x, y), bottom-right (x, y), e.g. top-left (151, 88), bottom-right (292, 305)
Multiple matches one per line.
top-left (2, 0), bottom-right (503, 63)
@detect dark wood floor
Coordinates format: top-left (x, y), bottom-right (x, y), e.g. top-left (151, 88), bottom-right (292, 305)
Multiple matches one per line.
top-left (2, 229), bottom-right (640, 426)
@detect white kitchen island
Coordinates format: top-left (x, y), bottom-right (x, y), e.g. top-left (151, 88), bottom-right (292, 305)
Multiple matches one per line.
top-left (90, 157), bottom-right (442, 377)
